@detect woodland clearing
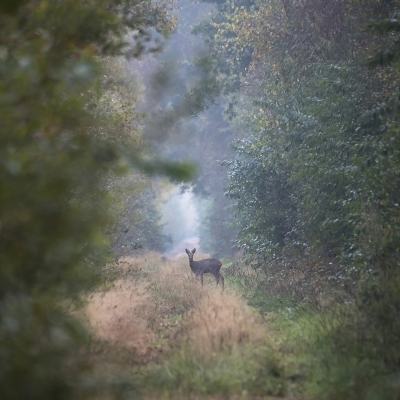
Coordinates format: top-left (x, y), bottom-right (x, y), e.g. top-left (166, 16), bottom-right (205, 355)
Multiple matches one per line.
top-left (83, 252), bottom-right (296, 400)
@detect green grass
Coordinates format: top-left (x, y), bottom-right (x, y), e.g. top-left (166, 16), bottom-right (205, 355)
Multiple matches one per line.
top-left (144, 345), bottom-right (285, 397)
top-left (266, 304), bottom-right (400, 400)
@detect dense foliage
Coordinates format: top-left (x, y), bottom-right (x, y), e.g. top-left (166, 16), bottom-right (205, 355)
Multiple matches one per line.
top-left (193, 0), bottom-right (400, 398)
top-left (0, 1), bottom-right (192, 399)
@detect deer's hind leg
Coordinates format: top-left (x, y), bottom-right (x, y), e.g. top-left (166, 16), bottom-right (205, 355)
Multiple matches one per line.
top-left (213, 271), bottom-right (224, 291)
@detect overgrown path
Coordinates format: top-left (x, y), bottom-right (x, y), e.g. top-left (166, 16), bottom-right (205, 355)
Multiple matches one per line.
top-left (83, 252), bottom-right (297, 399)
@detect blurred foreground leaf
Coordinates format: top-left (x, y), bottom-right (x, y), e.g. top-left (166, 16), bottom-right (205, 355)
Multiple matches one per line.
top-left (0, 0), bottom-right (182, 399)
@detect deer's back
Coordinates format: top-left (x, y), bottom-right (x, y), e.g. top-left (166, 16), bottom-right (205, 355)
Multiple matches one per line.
top-left (192, 258), bottom-right (222, 274)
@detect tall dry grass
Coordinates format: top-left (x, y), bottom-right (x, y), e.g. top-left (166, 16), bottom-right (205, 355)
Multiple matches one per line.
top-left (83, 252), bottom-right (211, 353)
top-left (176, 290), bottom-right (265, 357)
top-left (139, 254), bottom-right (286, 398)
top-left (148, 254), bottom-right (205, 311)
top-left (82, 252), bottom-right (168, 364)
top-left (82, 251), bottom-right (286, 398)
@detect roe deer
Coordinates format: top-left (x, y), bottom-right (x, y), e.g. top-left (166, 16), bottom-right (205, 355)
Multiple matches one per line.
top-left (185, 248), bottom-right (224, 290)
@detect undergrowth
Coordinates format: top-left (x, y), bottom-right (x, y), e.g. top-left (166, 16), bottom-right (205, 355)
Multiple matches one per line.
top-left (223, 257), bottom-right (400, 400)
top-left (83, 252), bottom-right (400, 400)
top-left (138, 253), bottom-right (287, 398)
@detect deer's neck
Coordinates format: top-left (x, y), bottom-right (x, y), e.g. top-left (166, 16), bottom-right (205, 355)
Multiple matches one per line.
top-left (189, 259), bottom-right (197, 271)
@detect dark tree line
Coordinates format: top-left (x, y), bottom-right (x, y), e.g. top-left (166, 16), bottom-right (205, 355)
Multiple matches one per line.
top-left (189, 0), bottom-right (400, 398)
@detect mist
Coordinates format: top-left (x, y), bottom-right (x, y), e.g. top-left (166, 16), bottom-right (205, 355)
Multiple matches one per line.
top-left (125, 0), bottom-right (233, 258)
top-left (160, 185), bottom-right (200, 255)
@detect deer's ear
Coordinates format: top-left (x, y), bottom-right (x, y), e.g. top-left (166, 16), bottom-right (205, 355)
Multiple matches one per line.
top-left (185, 249), bottom-right (189, 254)
top-left (192, 248), bottom-right (196, 253)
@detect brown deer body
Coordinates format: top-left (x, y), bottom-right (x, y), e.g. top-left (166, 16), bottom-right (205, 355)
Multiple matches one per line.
top-left (185, 248), bottom-right (224, 290)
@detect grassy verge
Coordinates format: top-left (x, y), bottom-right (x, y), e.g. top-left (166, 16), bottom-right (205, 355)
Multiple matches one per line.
top-left (143, 289), bottom-right (285, 399)
top-left (81, 252), bottom-right (289, 399)
top-left (81, 252), bottom-right (400, 400)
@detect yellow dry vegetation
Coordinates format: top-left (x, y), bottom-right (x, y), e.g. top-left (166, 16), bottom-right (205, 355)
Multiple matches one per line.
top-left (82, 252), bottom-right (285, 399)
top-left (84, 278), bottom-right (153, 356)
top-left (177, 289), bottom-right (265, 357)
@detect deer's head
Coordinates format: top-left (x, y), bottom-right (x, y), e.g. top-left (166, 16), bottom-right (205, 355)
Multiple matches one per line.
top-left (185, 248), bottom-right (196, 261)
